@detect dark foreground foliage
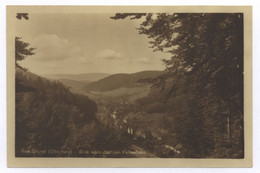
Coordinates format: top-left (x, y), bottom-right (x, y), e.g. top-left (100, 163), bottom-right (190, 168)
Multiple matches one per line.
top-left (112, 13), bottom-right (244, 158)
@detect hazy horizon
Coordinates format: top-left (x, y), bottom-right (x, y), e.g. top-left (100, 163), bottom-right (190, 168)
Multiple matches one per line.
top-left (16, 13), bottom-right (171, 75)
top-left (40, 69), bottom-right (164, 76)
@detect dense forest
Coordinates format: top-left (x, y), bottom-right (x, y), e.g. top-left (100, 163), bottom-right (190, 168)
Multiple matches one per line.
top-left (111, 13), bottom-right (244, 158)
top-left (15, 69), bottom-right (132, 157)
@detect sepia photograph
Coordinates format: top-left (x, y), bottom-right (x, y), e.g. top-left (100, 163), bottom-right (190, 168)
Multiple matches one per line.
top-left (6, 6), bottom-right (252, 167)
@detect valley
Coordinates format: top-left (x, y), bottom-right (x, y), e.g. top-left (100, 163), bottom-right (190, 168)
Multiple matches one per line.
top-left (55, 70), bottom-right (183, 158)
top-left (13, 12), bottom-right (245, 159)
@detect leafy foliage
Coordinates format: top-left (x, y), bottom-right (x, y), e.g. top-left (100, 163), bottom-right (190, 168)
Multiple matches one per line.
top-left (112, 13), bottom-right (244, 158)
top-left (15, 37), bottom-right (35, 69)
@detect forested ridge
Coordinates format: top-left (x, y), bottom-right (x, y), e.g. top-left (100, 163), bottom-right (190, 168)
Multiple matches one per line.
top-left (83, 71), bottom-right (164, 92)
top-left (15, 69), bottom-right (130, 157)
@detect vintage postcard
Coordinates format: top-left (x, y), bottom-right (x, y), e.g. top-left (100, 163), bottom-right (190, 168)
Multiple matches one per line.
top-left (7, 6), bottom-right (252, 167)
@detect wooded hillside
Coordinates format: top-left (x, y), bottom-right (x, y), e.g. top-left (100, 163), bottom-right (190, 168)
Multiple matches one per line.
top-left (15, 69), bottom-right (129, 157)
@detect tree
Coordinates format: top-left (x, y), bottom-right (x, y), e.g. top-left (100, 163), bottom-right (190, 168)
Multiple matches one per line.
top-left (111, 13), bottom-right (244, 157)
top-left (15, 36), bottom-right (36, 69)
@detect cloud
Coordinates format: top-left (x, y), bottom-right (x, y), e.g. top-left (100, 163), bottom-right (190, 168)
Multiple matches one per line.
top-left (31, 34), bottom-right (83, 61)
top-left (97, 49), bottom-right (123, 60)
top-left (134, 57), bottom-right (153, 64)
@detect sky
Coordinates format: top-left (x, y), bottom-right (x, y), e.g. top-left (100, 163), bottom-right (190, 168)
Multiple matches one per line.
top-left (15, 13), bottom-right (171, 75)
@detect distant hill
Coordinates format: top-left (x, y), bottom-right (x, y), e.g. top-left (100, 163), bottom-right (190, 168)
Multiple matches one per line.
top-left (42, 73), bottom-right (110, 82)
top-left (83, 71), bottom-right (164, 92)
top-left (58, 79), bottom-right (90, 89)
